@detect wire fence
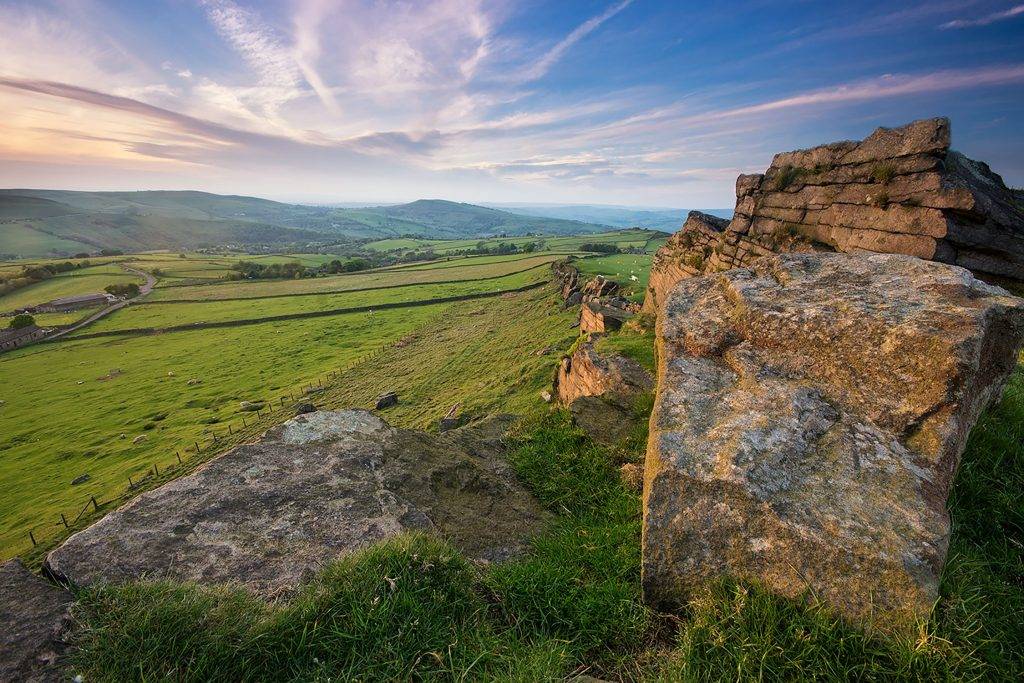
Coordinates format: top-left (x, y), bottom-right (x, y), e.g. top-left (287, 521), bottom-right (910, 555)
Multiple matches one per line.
top-left (15, 322), bottom-right (436, 558)
top-left (11, 270), bottom-right (562, 561)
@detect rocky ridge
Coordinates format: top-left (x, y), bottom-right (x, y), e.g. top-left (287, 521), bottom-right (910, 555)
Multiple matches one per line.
top-left (644, 117), bottom-right (1024, 314)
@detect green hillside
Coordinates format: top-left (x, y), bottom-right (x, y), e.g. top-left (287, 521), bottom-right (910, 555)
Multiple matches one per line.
top-left (0, 191), bottom-right (609, 257)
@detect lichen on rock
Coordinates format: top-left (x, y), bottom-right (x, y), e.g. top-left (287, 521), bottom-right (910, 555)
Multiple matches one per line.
top-left (46, 410), bottom-right (548, 597)
top-left (643, 252), bottom-right (1024, 628)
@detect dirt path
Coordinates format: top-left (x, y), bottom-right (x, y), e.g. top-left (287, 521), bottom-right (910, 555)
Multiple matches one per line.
top-left (42, 265), bottom-right (156, 342)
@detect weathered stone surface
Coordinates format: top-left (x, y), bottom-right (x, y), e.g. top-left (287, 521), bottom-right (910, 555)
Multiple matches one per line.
top-left (0, 560), bottom-right (72, 683)
top-left (580, 275), bottom-right (619, 301)
top-left (555, 340), bottom-right (653, 406)
top-left (643, 253), bottom-right (1024, 627)
top-left (644, 211), bottom-right (729, 315)
top-left (579, 301), bottom-right (632, 334)
top-left (46, 410), bottom-right (548, 597)
top-left (555, 340), bottom-right (653, 446)
top-left (644, 118), bottom-right (1024, 316)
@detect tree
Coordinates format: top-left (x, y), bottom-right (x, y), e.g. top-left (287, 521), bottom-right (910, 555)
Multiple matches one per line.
top-left (10, 314), bottom-right (35, 329)
top-left (105, 283), bottom-right (141, 298)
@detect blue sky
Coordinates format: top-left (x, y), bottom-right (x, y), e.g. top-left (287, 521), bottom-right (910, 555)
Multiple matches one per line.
top-left (0, 0), bottom-right (1021, 207)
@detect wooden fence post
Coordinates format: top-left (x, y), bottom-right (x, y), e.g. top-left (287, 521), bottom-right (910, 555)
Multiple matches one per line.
top-left (153, 463), bottom-right (159, 476)
top-left (29, 530), bottom-right (36, 546)
top-left (91, 496), bottom-right (98, 511)
top-left (128, 475), bottom-right (134, 488)
top-left (60, 513), bottom-right (68, 529)
top-left (176, 452), bottom-right (182, 465)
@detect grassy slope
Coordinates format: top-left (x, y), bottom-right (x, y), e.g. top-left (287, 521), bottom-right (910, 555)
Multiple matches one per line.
top-left (67, 355), bottom-right (1024, 680)
top-left (0, 305), bottom-right (445, 557)
top-left (1, 281), bottom-right (578, 560)
top-left (74, 268), bottom-right (551, 335)
top-left (0, 223), bottom-right (93, 256)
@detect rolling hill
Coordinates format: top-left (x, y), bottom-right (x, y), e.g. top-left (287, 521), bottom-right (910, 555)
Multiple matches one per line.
top-left (0, 191), bottom-right (608, 257)
top-left (488, 203), bottom-right (733, 231)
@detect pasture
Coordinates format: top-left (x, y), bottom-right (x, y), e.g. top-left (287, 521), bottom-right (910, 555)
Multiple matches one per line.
top-left (0, 262), bottom-right (144, 312)
top-left (0, 246), bottom-right (591, 560)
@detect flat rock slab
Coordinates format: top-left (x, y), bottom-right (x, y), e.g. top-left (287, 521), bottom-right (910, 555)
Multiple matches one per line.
top-left (46, 410), bottom-right (547, 597)
top-left (0, 560), bottom-right (73, 683)
top-left (644, 252), bottom-right (1024, 628)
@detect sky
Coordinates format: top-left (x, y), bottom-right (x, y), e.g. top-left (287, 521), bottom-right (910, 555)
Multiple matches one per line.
top-left (0, 0), bottom-right (1022, 207)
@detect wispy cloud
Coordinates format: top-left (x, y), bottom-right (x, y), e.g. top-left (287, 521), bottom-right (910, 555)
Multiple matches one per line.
top-left (940, 3), bottom-right (1024, 28)
top-left (199, 0), bottom-right (337, 119)
top-left (515, 0), bottom-right (634, 82)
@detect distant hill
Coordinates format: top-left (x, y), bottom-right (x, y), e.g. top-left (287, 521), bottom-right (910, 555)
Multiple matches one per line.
top-left (0, 191), bottom-right (608, 257)
top-left (488, 204), bottom-right (733, 232)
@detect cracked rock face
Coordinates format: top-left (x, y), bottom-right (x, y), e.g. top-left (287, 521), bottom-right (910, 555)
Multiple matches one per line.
top-left (46, 410), bottom-right (547, 597)
top-left (643, 117), bottom-right (1024, 315)
top-left (643, 252), bottom-right (1024, 627)
top-left (0, 560), bottom-right (72, 683)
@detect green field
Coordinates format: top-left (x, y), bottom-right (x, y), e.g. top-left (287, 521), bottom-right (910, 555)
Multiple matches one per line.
top-left (147, 253), bottom-right (565, 302)
top-left (577, 254), bottom-right (653, 298)
top-left (365, 228), bottom-right (663, 255)
top-left (0, 262), bottom-right (144, 312)
top-left (72, 268), bottom-right (551, 335)
top-left (0, 247), bottom-right (582, 559)
top-left (0, 222), bottom-right (93, 256)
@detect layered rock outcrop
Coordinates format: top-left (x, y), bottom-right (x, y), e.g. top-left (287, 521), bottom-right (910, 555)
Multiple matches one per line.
top-left (644, 118), bottom-right (1024, 314)
top-left (643, 252), bottom-right (1024, 627)
top-left (554, 340), bottom-right (653, 446)
top-left (0, 560), bottom-right (72, 682)
top-left (579, 300), bottom-right (632, 334)
top-left (46, 410), bottom-right (547, 597)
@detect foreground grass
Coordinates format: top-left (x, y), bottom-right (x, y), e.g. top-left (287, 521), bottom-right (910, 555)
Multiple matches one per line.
top-left (70, 368), bottom-right (1024, 680)
top-left (71, 413), bottom-right (647, 681)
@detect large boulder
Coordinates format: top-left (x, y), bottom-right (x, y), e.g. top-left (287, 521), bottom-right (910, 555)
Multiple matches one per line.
top-left (0, 560), bottom-right (73, 682)
top-left (555, 340), bottom-right (653, 446)
top-left (644, 118), bottom-right (1024, 315)
top-left (643, 253), bottom-right (1024, 627)
top-left (579, 301), bottom-right (632, 334)
top-left (46, 411), bottom-right (548, 597)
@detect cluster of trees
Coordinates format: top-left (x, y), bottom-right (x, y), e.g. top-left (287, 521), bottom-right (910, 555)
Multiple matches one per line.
top-left (0, 260), bottom-right (91, 299)
top-left (105, 283), bottom-right (141, 299)
top-left (9, 313), bottom-right (35, 329)
top-left (577, 243), bottom-right (622, 254)
top-left (226, 257), bottom-right (374, 281)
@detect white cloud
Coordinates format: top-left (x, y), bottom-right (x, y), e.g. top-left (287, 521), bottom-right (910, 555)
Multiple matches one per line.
top-left (514, 0), bottom-right (634, 82)
top-left (940, 3), bottom-right (1024, 28)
